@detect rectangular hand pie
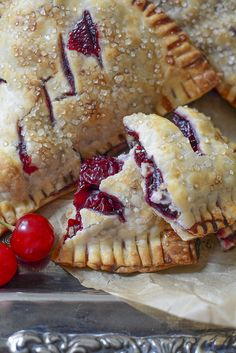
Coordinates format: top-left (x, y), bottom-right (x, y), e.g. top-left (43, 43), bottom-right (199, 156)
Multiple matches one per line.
top-left (124, 106), bottom-right (236, 241)
top-left (54, 151), bottom-right (198, 273)
top-left (0, 0), bottom-right (217, 233)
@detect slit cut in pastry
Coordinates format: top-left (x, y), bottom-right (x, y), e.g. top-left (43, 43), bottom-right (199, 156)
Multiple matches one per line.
top-left (0, 0), bottom-right (217, 233)
top-left (124, 106), bottom-right (236, 241)
top-left (54, 151), bottom-right (198, 273)
top-left (156, 0), bottom-right (236, 108)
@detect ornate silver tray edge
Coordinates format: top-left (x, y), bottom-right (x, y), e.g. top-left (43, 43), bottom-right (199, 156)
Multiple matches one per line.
top-left (6, 330), bottom-right (236, 353)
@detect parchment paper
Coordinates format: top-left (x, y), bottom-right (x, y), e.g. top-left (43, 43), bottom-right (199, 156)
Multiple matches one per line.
top-left (40, 91), bottom-right (236, 328)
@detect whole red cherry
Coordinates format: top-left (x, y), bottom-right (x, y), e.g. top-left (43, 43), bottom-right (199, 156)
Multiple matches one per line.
top-left (10, 214), bottom-right (55, 262)
top-left (0, 244), bottom-right (17, 286)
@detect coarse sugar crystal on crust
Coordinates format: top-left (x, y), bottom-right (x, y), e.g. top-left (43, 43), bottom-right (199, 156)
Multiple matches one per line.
top-left (156, 0), bottom-right (236, 107)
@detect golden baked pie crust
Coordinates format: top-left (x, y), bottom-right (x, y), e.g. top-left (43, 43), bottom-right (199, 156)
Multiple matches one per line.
top-left (0, 0), bottom-right (217, 233)
top-left (54, 153), bottom-right (198, 273)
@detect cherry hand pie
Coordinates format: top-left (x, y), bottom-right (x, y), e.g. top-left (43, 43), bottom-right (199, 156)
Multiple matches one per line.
top-left (124, 106), bottom-right (236, 241)
top-left (0, 0), bottom-right (218, 233)
top-left (54, 151), bottom-right (198, 273)
top-left (156, 0), bottom-right (236, 108)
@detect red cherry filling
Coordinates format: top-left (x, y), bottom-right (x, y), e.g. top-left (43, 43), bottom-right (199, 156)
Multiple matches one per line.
top-left (134, 145), bottom-right (150, 167)
top-left (17, 124), bottom-right (38, 175)
top-left (65, 157), bottom-right (124, 240)
top-left (74, 189), bottom-right (125, 221)
top-left (135, 146), bottom-right (178, 219)
top-left (172, 112), bottom-right (202, 154)
top-left (68, 10), bottom-right (102, 66)
top-left (79, 156), bottom-right (123, 189)
top-left (217, 233), bottom-right (236, 251)
top-left (42, 84), bottom-right (55, 125)
top-left (217, 229), bottom-right (236, 251)
top-left (129, 130), bottom-right (178, 220)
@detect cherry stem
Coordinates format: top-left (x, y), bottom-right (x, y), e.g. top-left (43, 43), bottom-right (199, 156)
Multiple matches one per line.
top-left (0, 219), bottom-right (15, 232)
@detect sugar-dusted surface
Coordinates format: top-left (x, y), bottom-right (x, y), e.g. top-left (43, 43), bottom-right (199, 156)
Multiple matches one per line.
top-left (156, 0), bottom-right (236, 106)
top-left (125, 106), bottom-right (236, 240)
top-left (0, 0), bottom-right (220, 243)
top-left (0, 93), bottom-right (236, 349)
top-left (0, 0), bottom-right (218, 236)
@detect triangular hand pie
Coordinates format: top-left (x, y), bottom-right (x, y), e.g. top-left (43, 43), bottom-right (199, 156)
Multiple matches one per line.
top-left (55, 151), bottom-right (198, 272)
top-left (124, 106), bottom-right (236, 241)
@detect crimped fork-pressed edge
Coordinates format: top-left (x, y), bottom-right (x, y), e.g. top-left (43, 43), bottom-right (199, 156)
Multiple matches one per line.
top-left (217, 81), bottom-right (236, 108)
top-left (132, 0), bottom-right (218, 115)
top-left (0, 184), bottom-right (77, 235)
top-left (54, 231), bottom-right (198, 273)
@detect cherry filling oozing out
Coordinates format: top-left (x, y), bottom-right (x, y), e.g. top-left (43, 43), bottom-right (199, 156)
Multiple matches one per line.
top-left (65, 157), bottom-right (125, 239)
top-left (217, 230), bottom-right (236, 251)
top-left (128, 130), bottom-right (178, 220)
top-left (67, 10), bottom-right (102, 66)
top-left (17, 124), bottom-right (38, 175)
top-left (172, 112), bottom-right (202, 154)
